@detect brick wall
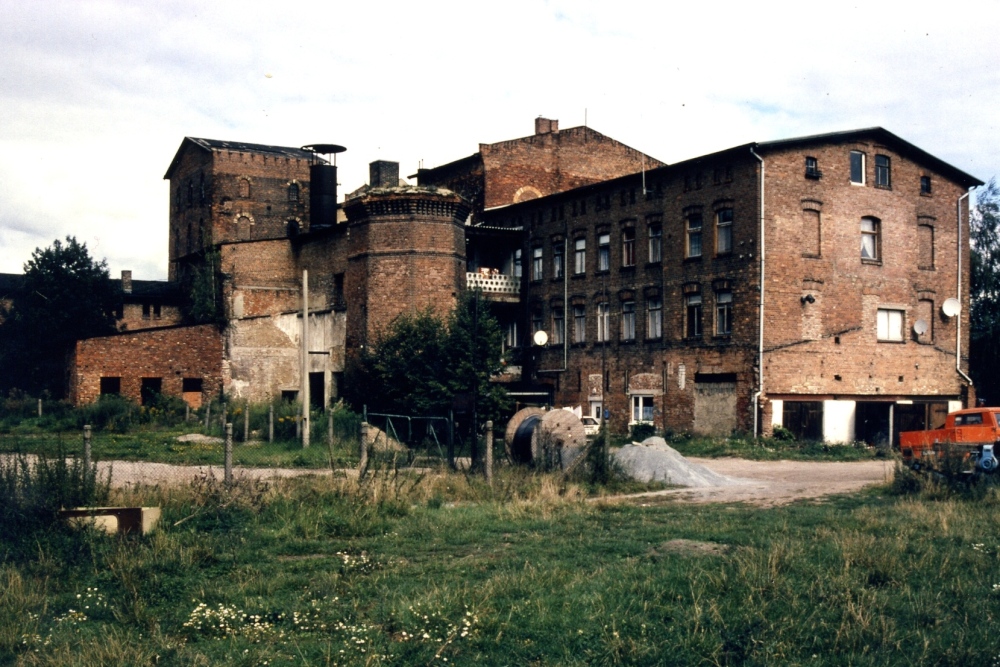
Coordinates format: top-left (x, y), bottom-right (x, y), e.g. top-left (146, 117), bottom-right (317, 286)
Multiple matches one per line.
top-left (69, 324), bottom-right (223, 406)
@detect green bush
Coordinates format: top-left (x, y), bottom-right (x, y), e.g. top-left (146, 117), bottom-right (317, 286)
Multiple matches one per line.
top-left (0, 449), bottom-right (110, 543)
top-left (629, 422), bottom-right (656, 442)
top-left (771, 425), bottom-right (795, 441)
top-left (75, 394), bottom-right (136, 432)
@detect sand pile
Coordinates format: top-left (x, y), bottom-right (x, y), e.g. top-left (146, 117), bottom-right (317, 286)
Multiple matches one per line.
top-left (613, 437), bottom-right (744, 487)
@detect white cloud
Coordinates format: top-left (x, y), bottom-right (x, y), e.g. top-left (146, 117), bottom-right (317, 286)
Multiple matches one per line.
top-left (0, 0), bottom-right (997, 277)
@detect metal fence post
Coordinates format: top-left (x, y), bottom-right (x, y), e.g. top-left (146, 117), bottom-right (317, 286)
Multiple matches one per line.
top-left (485, 420), bottom-right (493, 485)
top-left (269, 404), bottom-right (274, 443)
top-left (83, 425), bottom-right (92, 471)
top-left (447, 410), bottom-right (455, 470)
top-left (359, 421), bottom-right (369, 479)
top-left (224, 423), bottom-right (233, 484)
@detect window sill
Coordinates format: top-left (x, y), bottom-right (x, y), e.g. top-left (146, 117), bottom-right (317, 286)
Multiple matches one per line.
top-left (714, 252), bottom-right (733, 259)
top-left (620, 265), bottom-right (636, 272)
top-left (918, 265), bottom-right (935, 271)
top-left (861, 258), bottom-right (882, 266)
top-left (620, 339), bottom-right (636, 345)
top-left (875, 184), bottom-right (892, 191)
top-left (645, 261), bottom-right (662, 268)
top-left (551, 275), bottom-right (565, 282)
top-left (571, 273), bottom-right (586, 280)
top-left (877, 339), bottom-right (906, 344)
top-left (595, 269), bottom-right (610, 276)
top-left (684, 256), bottom-right (702, 263)
top-left (920, 191), bottom-right (933, 198)
top-left (805, 171), bottom-right (822, 180)
top-left (645, 337), bottom-right (663, 344)
top-left (571, 342), bottom-right (587, 348)
top-left (802, 253), bottom-right (821, 259)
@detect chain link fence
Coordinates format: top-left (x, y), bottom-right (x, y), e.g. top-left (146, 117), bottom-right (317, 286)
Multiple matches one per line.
top-left (0, 393), bottom-right (500, 487)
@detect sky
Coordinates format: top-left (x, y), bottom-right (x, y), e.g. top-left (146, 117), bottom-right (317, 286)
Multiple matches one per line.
top-left (1, 0), bottom-right (998, 280)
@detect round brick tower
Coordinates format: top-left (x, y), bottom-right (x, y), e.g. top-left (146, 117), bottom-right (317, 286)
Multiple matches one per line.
top-left (343, 186), bottom-right (471, 352)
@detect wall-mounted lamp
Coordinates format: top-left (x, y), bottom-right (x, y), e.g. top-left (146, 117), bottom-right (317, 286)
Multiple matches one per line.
top-left (800, 294), bottom-right (816, 304)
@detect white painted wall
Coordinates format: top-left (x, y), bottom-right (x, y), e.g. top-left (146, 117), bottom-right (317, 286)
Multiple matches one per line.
top-left (823, 400), bottom-right (856, 444)
top-left (770, 400), bottom-right (783, 428)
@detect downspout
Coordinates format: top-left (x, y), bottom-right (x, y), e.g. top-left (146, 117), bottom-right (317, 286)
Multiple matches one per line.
top-left (956, 189), bottom-right (974, 387)
top-left (750, 147), bottom-right (765, 436)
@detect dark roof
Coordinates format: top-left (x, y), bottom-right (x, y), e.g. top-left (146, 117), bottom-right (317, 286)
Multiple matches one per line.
top-left (412, 153), bottom-right (481, 181)
top-left (112, 279), bottom-right (183, 301)
top-left (164, 137), bottom-right (319, 179)
top-left (756, 127), bottom-right (983, 188)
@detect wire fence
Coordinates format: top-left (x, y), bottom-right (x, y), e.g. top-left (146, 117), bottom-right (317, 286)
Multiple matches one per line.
top-left (0, 394), bottom-right (501, 487)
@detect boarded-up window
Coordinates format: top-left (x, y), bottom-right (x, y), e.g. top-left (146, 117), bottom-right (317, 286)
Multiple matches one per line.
top-left (916, 299), bottom-right (934, 344)
top-left (239, 178), bottom-right (251, 198)
top-left (918, 224), bottom-right (934, 269)
top-left (802, 209), bottom-right (821, 257)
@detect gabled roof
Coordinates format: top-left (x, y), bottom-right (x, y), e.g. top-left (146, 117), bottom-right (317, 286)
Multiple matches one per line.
top-left (756, 127), bottom-right (983, 188)
top-left (164, 137), bottom-right (318, 179)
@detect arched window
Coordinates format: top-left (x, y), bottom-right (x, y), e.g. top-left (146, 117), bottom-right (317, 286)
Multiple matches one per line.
top-left (288, 182), bottom-right (299, 204)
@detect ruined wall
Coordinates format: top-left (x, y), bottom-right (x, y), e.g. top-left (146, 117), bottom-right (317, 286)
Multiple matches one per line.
top-left (69, 324), bottom-right (223, 406)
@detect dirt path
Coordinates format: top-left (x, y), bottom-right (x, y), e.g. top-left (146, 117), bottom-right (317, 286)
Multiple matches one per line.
top-left (603, 457), bottom-right (894, 507)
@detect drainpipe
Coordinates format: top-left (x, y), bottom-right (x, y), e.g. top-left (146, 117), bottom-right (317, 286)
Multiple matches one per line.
top-left (956, 189), bottom-right (974, 388)
top-left (750, 147), bottom-right (765, 436)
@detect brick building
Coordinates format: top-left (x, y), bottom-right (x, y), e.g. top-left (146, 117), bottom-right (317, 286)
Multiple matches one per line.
top-left (64, 122), bottom-right (982, 446)
top-left (482, 128), bottom-right (981, 444)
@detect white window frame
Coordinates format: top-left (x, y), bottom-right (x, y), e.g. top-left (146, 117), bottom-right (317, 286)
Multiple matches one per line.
top-left (647, 298), bottom-right (662, 339)
top-left (648, 224), bottom-right (662, 263)
top-left (531, 246), bottom-right (543, 281)
top-left (686, 293), bottom-right (702, 338)
top-left (598, 233), bottom-right (610, 272)
top-left (622, 228), bottom-right (635, 267)
top-left (621, 301), bottom-right (636, 341)
top-left (574, 238), bottom-right (586, 275)
top-left (597, 302), bottom-right (610, 342)
top-left (552, 309), bottom-right (564, 344)
top-left (877, 308), bottom-right (904, 342)
top-left (861, 217), bottom-right (880, 261)
top-left (716, 208), bottom-right (733, 255)
top-left (716, 291), bottom-right (733, 336)
top-left (573, 304), bottom-right (586, 343)
top-left (850, 151), bottom-right (866, 185)
top-left (687, 214), bottom-right (703, 258)
top-left (631, 395), bottom-right (654, 425)
top-left (553, 242), bottom-right (564, 278)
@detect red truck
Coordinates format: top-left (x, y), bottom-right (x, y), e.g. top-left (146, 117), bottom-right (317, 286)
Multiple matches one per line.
top-left (899, 408), bottom-right (1000, 473)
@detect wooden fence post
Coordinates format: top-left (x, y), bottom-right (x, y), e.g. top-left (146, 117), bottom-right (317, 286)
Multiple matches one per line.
top-left (359, 421), bottom-right (369, 479)
top-left (224, 423), bottom-right (233, 484)
top-left (485, 420), bottom-right (493, 485)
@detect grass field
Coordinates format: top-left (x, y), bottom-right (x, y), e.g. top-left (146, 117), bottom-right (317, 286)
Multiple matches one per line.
top-left (2, 461), bottom-right (999, 666)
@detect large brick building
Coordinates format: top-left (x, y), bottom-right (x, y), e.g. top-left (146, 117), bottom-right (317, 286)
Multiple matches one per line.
top-left (66, 121), bottom-right (982, 445)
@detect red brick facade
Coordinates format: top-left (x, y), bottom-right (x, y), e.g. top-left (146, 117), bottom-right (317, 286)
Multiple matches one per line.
top-left (69, 324), bottom-right (223, 407)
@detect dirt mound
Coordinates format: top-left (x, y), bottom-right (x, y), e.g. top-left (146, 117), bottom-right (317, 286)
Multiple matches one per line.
top-left (613, 437), bottom-right (744, 487)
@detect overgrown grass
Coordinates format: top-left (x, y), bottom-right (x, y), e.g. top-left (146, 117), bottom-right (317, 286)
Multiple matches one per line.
top-left (664, 432), bottom-right (883, 462)
top-left (2, 462), bottom-right (1000, 666)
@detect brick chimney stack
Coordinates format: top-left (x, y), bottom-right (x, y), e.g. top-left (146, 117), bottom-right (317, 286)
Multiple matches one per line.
top-left (121, 270), bottom-right (132, 294)
top-left (369, 160), bottom-right (400, 188)
top-left (535, 117), bottom-right (559, 135)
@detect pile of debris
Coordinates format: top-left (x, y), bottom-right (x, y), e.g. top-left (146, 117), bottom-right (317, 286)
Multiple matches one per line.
top-left (613, 437), bottom-right (742, 487)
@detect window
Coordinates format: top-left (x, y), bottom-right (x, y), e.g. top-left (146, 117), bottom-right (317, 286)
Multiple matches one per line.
top-left (574, 238), bottom-right (586, 274)
top-left (686, 294), bottom-right (702, 338)
top-left (288, 182), bottom-right (299, 203)
top-left (802, 209), bottom-right (821, 257)
top-left (716, 208), bottom-right (733, 255)
top-left (621, 301), bottom-right (636, 341)
top-left (875, 155), bottom-right (891, 188)
top-left (861, 217), bottom-right (880, 261)
top-left (531, 311), bottom-right (543, 335)
top-left (715, 291), bottom-right (732, 336)
top-left (877, 308), bottom-right (904, 342)
top-left (531, 246), bottom-right (544, 281)
top-left (622, 228), bottom-right (635, 267)
top-left (647, 298), bottom-right (662, 339)
top-left (505, 320), bottom-right (519, 348)
top-left (850, 151), bottom-right (865, 184)
top-left (918, 224), bottom-right (934, 269)
top-left (182, 378), bottom-right (203, 393)
top-left (805, 156), bottom-right (821, 179)
top-left (511, 248), bottom-right (522, 279)
top-left (99, 377), bottom-right (121, 395)
top-left (597, 302), bottom-right (610, 342)
top-left (553, 242), bottom-right (564, 278)
top-left (552, 309), bottom-right (565, 345)
top-left (573, 305), bottom-right (586, 343)
top-left (239, 177), bottom-right (251, 198)
top-left (920, 176), bottom-right (932, 194)
top-left (648, 224), bottom-right (662, 263)
top-left (631, 395), bottom-right (654, 424)
top-left (598, 233), bottom-right (610, 272)
top-left (687, 214), bottom-right (703, 258)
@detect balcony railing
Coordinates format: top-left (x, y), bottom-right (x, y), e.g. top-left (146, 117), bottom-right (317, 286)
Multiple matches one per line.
top-left (467, 271), bottom-right (520, 300)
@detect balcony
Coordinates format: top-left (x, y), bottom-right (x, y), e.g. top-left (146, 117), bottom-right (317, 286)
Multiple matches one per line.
top-left (467, 271), bottom-right (521, 302)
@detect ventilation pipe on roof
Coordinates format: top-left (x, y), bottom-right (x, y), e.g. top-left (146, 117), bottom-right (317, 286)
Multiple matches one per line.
top-left (750, 147), bottom-right (765, 437)
top-left (956, 189), bottom-right (974, 389)
top-left (301, 144), bottom-right (346, 231)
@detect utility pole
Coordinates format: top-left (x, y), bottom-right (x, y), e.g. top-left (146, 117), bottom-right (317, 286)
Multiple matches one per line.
top-left (301, 269), bottom-right (310, 448)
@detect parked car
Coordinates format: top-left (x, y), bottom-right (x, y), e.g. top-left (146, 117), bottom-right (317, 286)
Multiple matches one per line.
top-left (580, 415), bottom-right (601, 436)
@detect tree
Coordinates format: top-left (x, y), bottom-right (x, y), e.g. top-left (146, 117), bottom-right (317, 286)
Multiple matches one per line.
top-left (970, 178), bottom-right (1000, 404)
top-left (0, 237), bottom-right (118, 397)
top-left (344, 290), bottom-right (509, 426)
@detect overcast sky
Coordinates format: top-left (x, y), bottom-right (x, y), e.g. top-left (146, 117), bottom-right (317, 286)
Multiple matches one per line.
top-left (2, 0), bottom-right (998, 279)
